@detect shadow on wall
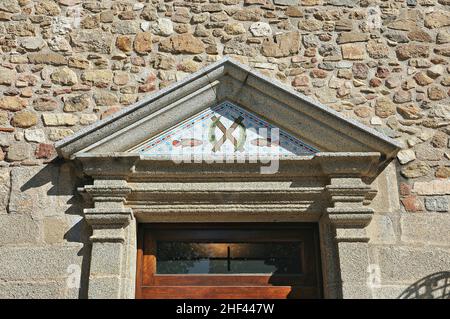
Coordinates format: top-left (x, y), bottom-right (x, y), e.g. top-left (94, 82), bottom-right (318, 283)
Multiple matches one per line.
top-left (398, 271), bottom-right (450, 299)
top-left (20, 159), bottom-right (92, 299)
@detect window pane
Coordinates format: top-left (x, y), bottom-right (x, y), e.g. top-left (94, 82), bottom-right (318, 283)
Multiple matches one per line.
top-left (156, 242), bottom-right (302, 274)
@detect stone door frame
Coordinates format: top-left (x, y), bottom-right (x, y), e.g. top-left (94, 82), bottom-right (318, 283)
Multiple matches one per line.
top-left (77, 153), bottom-right (380, 299)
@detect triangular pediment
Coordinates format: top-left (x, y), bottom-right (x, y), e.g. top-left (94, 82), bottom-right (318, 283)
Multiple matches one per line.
top-left (130, 101), bottom-right (318, 158)
top-left (55, 57), bottom-right (401, 175)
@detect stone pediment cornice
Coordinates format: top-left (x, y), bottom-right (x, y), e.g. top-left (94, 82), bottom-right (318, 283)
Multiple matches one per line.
top-left (56, 58), bottom-right (401, 178)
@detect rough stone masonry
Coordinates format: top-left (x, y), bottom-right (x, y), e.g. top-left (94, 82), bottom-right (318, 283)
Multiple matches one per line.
top-left (0, 0), bottom-right (449, 298)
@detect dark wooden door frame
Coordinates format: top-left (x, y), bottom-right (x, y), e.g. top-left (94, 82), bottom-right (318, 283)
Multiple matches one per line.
top-left (136, 223), bottom-right (323, 299)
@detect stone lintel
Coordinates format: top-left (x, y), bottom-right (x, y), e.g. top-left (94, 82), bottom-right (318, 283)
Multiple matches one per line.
top-left (74, 152), bottom-right (383, 181)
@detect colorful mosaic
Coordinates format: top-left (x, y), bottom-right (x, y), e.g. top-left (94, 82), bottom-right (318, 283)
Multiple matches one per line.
top-left (130, 101), bottom-right (319, 157)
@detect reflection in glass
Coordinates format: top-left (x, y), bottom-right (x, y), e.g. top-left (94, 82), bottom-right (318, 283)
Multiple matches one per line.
top-left (156, 242), bottom-right (302, 274)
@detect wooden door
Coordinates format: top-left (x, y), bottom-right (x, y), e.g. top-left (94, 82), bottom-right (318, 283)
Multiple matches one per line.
top-left (136, 223), bottom-right (322, 299)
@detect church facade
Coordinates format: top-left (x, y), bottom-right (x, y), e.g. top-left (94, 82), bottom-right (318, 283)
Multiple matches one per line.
top-left (0, 0), bottom-right (449, 299)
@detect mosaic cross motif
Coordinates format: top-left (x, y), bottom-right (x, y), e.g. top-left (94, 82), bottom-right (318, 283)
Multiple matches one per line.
top-left (130, 101), bottom-right (319, 158)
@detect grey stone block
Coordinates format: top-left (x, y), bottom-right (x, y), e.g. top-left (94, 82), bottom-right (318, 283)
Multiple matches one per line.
top-left (0, 281), bottom-right (66, 299)
top-left (0, 214), bottom-right (41, 245)
top-left (338, 242), bottom-right (370, 283)
top-left (424, 196), bottom-right (449, 212)
top-left (367, 214), bottom-right (397, 244)
top-left (90, 242), bottom-right (123, 276)
top-left (400, 213), bottom-right (450, 245)
top-left (376, 246), bottom-right (450, 283)
top-left (88, 276), bottom-right (121, 299)
top-left (0, 245), bottom-right (83, 281)
top-left (0, 168), bottom-right (10, 214)
top-left (8, 164), bottom-right (78, 217)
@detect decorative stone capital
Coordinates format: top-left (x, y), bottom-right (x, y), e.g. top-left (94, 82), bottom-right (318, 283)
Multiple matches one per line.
top-left (325, 177), bottom-right (376, 242)
top-left (80, 179), bottom-right (133, 242)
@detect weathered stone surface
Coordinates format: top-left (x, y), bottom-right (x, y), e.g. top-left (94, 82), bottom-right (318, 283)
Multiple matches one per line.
top-left (20, 37), bottom-right (45, 52)
top-left (0, 97), bottom-right (27, 112)
top-left (274, 0), bottom-right (298, 4)
top-left (0, 214), bottom-right (40, 244)
top-left (0, 281), bottom-right (67, 299)
top-left (63, 94), bottom-right (90, 112)
top-left (367, 41), bottom-right (390, 59)
top-left (79, 114), bottom-right (97, 126)
top-left (393, 90), bottom-right (412, 103)
top-left (397, 149), bottom-right (416, 164)
top-left (48, 128), bottom-right (74, 141)
top-left (68, 57), bottom-right (89, 69)
top-left (112, 21), bottom-right (140, 35)
top-left (93, 91), bottom-right (118, 106)
top-left (424, 196), bottom-right (449, 212)
top-left (377, 246), bottom-right (450, 282)
top-left (33, 97), bottom-right (58, 112)
top-left (400, 161), bottom-right (431, 178)
top-left (396, 44), bottom-right (429, 60)
top-left (11, 111), bottom-right (38, 128)
top-left (434, 46), bottom-right (450, 57)
top-left (159, 34), bottom-right (205, 54)
top-left (43, 218), bottom-right (67, 244)
top-left (0, 168), bottom-right (10, 213)
top-left (51, 67), bottom-right (78, 86)
top-left (24, 129), bottom-right (46, 143)
top-left (341, 43), bottom-right (365, 60)
top-left (401, 195), bottom-right (423, 212)
top-left (424, 11), bottom-right (450, 29)
top-left (401, 214), bottom-right (450, 246)
top-left (35, 143), bottom-right (56, 160)
top-left (47, 36), bottom-right (72, 52)
top-left (408, 29), bottom-right (432, 42)
top-left (431, 131), bottom-right (448, 148)
top-left (6, 142), bottom-right (32, 162)
top-left (134, 32), bottom-right (152, 54)
top-left (6, 23), bottom-right (35, 37)
top-left (233, 8), bottom-right (263, 21)
top-left (116, 35), bottom-right (132, 52)
top-left (224, 39), bottom-right (257, 56)
top-left (28, 53), bottom-right (66, 65)
top-left (337, 32), bottom-right (369, 44)
top-left (429, 104), bottom-right (450, 120)
top-left (414, 72), bottom-right (433, 86)
top-left (35, 0), bottom-right (61, 16)
top-left (375, 97), bottom-right (396, 118)
top-left (81, 70), bottom-right (113, 86)
top-left (437, 30), bottom-right (450, 44)
top-left (250, 22), bottom-right (271, 37)
top-left (352, 63), bottom-right (368, 79)
top-left (150, 18), bottom-right (173, 36)
top-left (428, 86), bottom-right (447, 100)
top-left (285, 6), bottom-right (303, 17)
top-left (42, 113), bottom-right (78, 126)
top-left (0, 0), bottom-right (20, 13)
top-left (0, 245), bottom-right (82, 280)
top-left (71, 31), bottom-right (113, 54)
top-left (0, 111), bottom-right (8, 126)
top-left (0, 67), bottom-right (15, 86)
top-left (225, 23), bottom-right (246, 35)
top-left (261, 32), bottom-right (300, 57)
top-left (397, 104), bottom-right (422, 120)
top-left (414, 180), bottom-right (450, 195)
top-left (436, 166), bottom-right (450, 178)
top-left (416, 144), bottom-right (444, 161)
top-left (387, 18), bottom-right (416, 31)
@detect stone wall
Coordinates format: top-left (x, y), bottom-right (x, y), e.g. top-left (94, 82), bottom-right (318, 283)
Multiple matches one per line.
top-left (0, 0), bottom-right (449, 298)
